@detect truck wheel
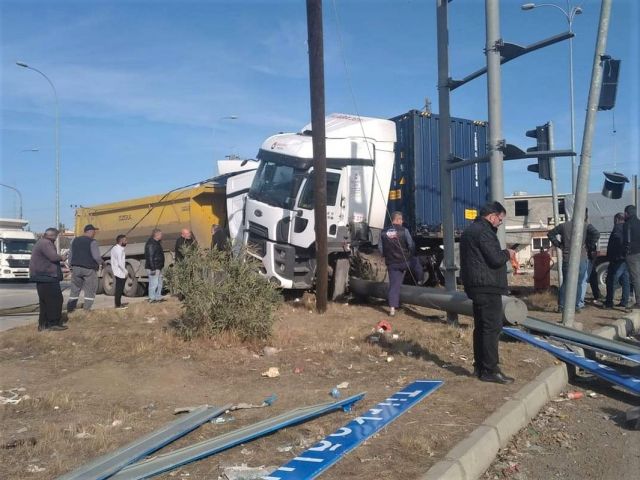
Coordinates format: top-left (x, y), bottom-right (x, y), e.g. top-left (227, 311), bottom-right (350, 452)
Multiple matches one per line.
top-left (595, 261), bottom-right (609, 290)
top-left (331, 257), bottom-right (350, 301)
top-left (102, 264), bottom-right (116, 296)
top-left (124, 264), bottom-right (145, 297)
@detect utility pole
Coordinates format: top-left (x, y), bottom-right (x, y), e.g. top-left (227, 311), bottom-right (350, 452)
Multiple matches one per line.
top-left (562, 0), bottom-right (612, 327)
top-left (436, 0), bottom-right (458, 326)
top-left (547, 121), bottom-right (562, 286)
top-left (306, 0), bottom-right (328, 313)
top-left (485, 0), bottom-right (506, 248)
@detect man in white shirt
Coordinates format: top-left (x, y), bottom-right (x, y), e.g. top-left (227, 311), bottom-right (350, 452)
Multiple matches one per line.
top-left (111, 234), bottom-right (128, 309)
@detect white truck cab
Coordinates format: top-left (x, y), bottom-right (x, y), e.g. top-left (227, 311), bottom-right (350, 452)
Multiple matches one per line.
top-left (244, 114), bottom-right (396, 290)
top-left (0, 219), bottom-right (36, 280)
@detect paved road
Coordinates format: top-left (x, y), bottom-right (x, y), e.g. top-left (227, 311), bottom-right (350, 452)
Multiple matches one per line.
top-left (0, 281), bottom-right (145, 332)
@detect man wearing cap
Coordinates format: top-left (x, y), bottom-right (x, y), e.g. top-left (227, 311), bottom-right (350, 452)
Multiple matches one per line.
top-left (67, 224), bottom-right (104, 312)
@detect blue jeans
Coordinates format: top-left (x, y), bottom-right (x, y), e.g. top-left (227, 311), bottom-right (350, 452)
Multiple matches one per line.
top-left (559, 258), bottom-right (588, 309)
top-left (147, 269), bottom-right (163, 301)
top-left (605, 261), bottom-right (630, 307)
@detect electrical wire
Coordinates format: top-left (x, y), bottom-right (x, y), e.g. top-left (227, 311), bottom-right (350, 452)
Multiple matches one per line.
top-left (331, 0), bottom-right (423, 288)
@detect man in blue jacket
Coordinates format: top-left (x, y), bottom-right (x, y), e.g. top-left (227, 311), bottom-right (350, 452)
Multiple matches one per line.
top-left (460, 202), bottom-right (516, 384)
top-left (379, 211), bottom-right (424, 316)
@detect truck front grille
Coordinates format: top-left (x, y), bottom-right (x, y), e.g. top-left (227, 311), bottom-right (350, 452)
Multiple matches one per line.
top-left (7, 259), bottom-right (30, 268)
top-left (248, 222), bottom-right (268, 257)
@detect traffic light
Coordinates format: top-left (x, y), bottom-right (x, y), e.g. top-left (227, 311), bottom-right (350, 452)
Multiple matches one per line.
top-left (526, 124), bottom-right (552, 181)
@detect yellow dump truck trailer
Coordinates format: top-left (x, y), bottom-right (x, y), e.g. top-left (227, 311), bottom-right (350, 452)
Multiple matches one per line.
top-left (74, 183), bottom-right (227, 296)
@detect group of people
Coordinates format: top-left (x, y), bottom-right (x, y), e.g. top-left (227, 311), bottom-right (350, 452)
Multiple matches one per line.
top-left (29, 223), bottom-right (229, 332)
top-left (378, 204), bottom-right (516, 384)
top-left (547, 204), bottom-right (640, 311)
top-left (379, 201), bottom-right (640, 386)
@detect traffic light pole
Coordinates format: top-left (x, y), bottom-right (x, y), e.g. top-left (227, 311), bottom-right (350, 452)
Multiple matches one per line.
top-left (485, 0), bottom-right (506, 248)
top-left (436, 0), bottom-right (458, 326)
top-left (562, 0), bottom-right (612, 328)
top-left (548, 121), bottom-right (563, 286)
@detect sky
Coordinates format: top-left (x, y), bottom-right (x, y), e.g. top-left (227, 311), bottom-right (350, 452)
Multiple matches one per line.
top-left (1, 0), bottom-right (638, 232)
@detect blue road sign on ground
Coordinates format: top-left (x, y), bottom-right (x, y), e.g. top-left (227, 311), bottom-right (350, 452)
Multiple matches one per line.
top-left (264, 380), bottom-right (443, 480)
top-left (503, 327), bottom-right (640, 395)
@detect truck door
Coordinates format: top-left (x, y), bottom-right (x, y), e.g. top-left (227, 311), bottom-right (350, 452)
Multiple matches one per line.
top-left (289, 169), bottom-right (344, 249)
top-left (225, 169), bottom-right (257, 251)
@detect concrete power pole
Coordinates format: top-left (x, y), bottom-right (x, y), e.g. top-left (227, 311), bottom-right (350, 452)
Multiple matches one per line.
top-left (436, 0), bottom-right (458, 326)
top-left (485, 0), bottom-right (506, 248)
top-left (306, 0), bottom-right (328, 313)
top-left (562, 0), bottom-right (613, 327)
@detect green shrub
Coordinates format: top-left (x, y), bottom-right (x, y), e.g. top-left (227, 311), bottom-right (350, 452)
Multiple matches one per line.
top-left (165, 248), bottom-right (281, 341)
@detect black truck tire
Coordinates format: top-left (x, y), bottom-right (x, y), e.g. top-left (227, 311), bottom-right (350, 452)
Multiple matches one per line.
top-left (102, 264), bottom-right (116, 296)
top-left (124, 264), bottom-right (145, 297)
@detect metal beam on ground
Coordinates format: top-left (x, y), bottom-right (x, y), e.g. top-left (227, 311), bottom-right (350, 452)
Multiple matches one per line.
top-left (548, 336), bottom-right (640, 365)
top-left (349, 277), bottom-right (527, 325)
top-left (57, 405), bottom-right (230, 480)
top-left (503, 327), bottom-right (640, 395)
top-left (521, 316), bottom-right (640, 357)
top-left (110, 394), bottom-right (365, 480)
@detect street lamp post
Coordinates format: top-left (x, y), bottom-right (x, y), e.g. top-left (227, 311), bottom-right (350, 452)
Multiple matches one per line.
top-left (0, 184), bottom-right (23, 219)
top-left (521, 2), bottom-right (583, 194)
top-left (16, 61), bottom-right (61, 251)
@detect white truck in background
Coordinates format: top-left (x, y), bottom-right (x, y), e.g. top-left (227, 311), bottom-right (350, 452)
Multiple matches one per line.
top-left (0, 219), bottom-right (36, 280)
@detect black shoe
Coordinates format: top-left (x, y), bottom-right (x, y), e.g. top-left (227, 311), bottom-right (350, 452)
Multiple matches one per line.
top-left (473, 366), bottom-right (482, 378)
top-left (602, 303), bottom-right (614, 309)
top-left (479, 371), bottom-right (515, 384)
top-left (48, 325), bottom-right (68, 331)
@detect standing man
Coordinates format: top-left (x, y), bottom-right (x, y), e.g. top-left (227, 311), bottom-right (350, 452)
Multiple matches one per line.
top-left (547, 210), bottom-right (599, 312)
top-left (67, 224), bottom-right (104, 313)
top-left (145, 228), bottom-right (165, 303)
top-left (623, 205), bottom-right (640, 309)
top-left (211, 224), bottom-right (228, 251)
top-left (460, 202), bottom-right (515, 384)
top-left (111, 234), bottom-right (128, 309)
top-left (378, 211), bottom-right (424, 317)
top-left (29, 228), bottom-right (67, 331)
top-left (175, 228), bottom-right (197, 262)
top-left (604, 213), bottom-right (630, 309)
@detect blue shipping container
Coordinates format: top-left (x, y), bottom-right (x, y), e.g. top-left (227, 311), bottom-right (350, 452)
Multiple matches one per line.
top-left (388, 109), bottom-right (490, 237)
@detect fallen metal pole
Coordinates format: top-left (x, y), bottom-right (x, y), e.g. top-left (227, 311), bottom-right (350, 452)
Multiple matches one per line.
top-left (521, 316), bottom-right (640, 357)
top-left (57, 405), bottom-right (230, 480)
top-left (110, 393), bottom-right (364, 480)
top-left (349, 277), bottom-right (527, 325)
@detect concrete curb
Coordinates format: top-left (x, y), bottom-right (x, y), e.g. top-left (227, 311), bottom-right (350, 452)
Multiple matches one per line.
top-left (420, 364), bottom-right (568, 480)
top-left (421, 310), bottom-right (640, 480)
top-left (591, 310), bottom-right (640, 340)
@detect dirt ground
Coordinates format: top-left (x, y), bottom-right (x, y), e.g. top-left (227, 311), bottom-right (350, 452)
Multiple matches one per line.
top-left (0, 270), bottom-right (635, 480)
top-left (485, 271), bottom-right (640, 480)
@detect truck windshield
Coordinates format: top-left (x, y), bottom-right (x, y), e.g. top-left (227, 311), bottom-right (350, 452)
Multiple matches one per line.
top-left (249, 159), bottom-right (305, 210)
top-left (2, 239), bottom-right (36, 254)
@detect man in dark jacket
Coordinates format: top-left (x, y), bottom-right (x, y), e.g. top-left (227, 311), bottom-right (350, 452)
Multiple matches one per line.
top-left (604, 213), bottom-right (630, 309)
top-left (67, 224), bottom-right (104, 313)
top-left (547, 211), bottom-right (599, 312)
top-left (145, 228), bottom-right (165, 303)
top-left (29, 228), bottom-right (67, 331)
top-left (211, 224), bottom-right (229, 252)
top-left (460, 202), bottom-right (515, 384)
top-left (174, 228), bottom-right (197, 262)
top-left (378, 211), bottom-right (423, 316)
top-left (623, 205), bottom-right (640, 309)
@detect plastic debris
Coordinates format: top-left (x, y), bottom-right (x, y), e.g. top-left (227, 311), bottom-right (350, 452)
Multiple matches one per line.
top-left (566, 391), bottom-right (584, 400)
top-left (261, 367), bottom-right (280, 378)
top-left (27, 465), bottom-right (46, 473)
top-left (386, 356), bottom-right (394, 363)
top-left (111, 419), bottom-right (123, 427)
top-left (330, 388), bottom-right (340, 399)
top-left (336, 382), bottom-right (349, 389)
top-left (277, 445), bottom-right (293, 453)
top-left (293, 367), bottom-right (303, 374)
top-left (223, 464), bottom-right (277, 480)
top-left (375, 320), bottom-right (392, 333)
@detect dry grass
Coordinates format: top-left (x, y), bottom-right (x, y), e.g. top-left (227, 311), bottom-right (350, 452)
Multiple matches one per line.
top-left (1, 294), bottom-right (560, 479)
